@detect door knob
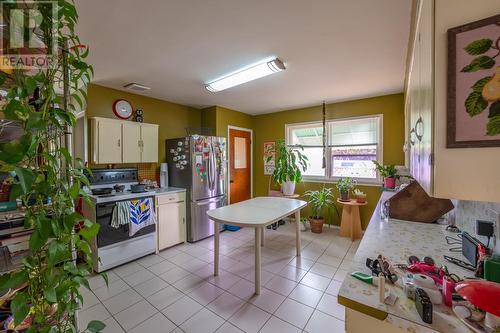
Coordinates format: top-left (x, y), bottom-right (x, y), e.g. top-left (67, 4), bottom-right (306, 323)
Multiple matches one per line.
top-left (229, 179), bottom-right (234, 183)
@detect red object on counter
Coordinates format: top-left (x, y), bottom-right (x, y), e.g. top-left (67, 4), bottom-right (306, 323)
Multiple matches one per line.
top-left (455, 280), bottom-right (500, 317)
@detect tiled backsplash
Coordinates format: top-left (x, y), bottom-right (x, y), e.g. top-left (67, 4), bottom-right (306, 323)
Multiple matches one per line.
top-left (448, 199), bottom-right (500, 253)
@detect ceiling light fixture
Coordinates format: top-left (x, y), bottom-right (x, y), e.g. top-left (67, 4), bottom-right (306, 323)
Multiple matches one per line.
top-left (205, 58), bottom-right (285, 92)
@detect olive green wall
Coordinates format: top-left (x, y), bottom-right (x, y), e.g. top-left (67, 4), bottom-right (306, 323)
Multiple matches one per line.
top-left (201, 106), bottom-right (217, 135)
top-left (214, 106), bottom-right (254, 138)
top-left (253, 93), bottom-right (405, 228)
top-left (86, 84), bottom-right (200, 163)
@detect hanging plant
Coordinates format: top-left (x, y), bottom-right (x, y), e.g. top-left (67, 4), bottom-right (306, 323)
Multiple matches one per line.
top-left (0, 1), bottom-right (103, 332)
top-left (462, 34), bottom-right (500, 135)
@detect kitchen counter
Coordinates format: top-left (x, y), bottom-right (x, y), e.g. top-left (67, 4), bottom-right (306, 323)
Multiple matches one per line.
top-left (338, 191), bottom-right (473, 333)
top-left (154, 187), bottom-right (186, 195)
top-left (87, 187), bottom-right (186, 204)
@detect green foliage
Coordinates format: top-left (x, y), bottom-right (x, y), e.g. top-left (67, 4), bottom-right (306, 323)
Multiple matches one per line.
top-left (335, 177), bottom-right (356, 193)
top-left (464, 38), bottom-right (493, 55)
top-left (461, 55), bottom-right (495, 72)
top-left (0, 1), bottom-right (104, 332)
top-left (461, 35), bottom-right (500, 136)
top-left (372, 161), bottom-right (397, 179)
top-left (487, 115), bottom-right (500, 136)
top-left (266, 139), bottom-right (308, 184)
top-left (465, 91), bottom-right (488, 116)
top-left (303, 186), bottom-right (339, 222)
top-left (353, 188), bottom-right (365, 197)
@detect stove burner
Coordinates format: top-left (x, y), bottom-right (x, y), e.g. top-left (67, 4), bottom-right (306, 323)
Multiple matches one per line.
top-left (91, 187), bottom-right (113, 195)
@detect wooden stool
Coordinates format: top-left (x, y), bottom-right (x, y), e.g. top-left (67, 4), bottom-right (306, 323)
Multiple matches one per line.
top-left (337, 199), bottom-right (367, 240)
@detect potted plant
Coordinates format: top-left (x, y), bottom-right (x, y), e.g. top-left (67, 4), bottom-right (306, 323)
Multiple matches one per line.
top-left (0, 2), bottom-right (104, 332)
top-left (372, 161), bottom-right (398, 189)
top-left (300, 217), bottom-right (308, 231)
top-left (304, 187), bottom-right (339, 233)
top-left (266, 139), bottom-right (308, 196)
top-left (336, 177), bottom-right (356, 201)
top-left (353, 188), bottom-right (367, 204)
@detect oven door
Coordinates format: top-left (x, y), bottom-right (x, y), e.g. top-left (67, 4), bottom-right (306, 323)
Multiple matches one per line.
top-left (96, 197), bottom-right (156, 248)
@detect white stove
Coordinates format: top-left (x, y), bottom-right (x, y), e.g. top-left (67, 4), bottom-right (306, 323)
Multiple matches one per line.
top-left (82, 168), bottom-right (157, 272)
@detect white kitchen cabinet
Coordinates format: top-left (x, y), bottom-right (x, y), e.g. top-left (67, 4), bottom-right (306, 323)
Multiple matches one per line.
top-left (91, 118), bottom-right (122, 164)
top-left (405, 0), bottom-right (434, 194)
top-left (140, 123), bottom-right (159, 163)
top-left (90, 117), bottom-right (159, 164)
top-left (156, 191), bottom-right (186, 252)
top-left (122, 122), bottom-right (142, 163)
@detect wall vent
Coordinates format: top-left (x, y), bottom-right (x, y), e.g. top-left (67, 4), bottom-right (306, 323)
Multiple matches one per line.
top-left (123, 83), bottom-right (151, 91)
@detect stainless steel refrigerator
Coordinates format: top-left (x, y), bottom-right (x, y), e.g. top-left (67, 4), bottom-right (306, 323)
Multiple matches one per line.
top-left (166, 136), bottom-right (227, 242)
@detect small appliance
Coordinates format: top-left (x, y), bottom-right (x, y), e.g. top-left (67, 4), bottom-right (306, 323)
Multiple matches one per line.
top-left (160, 163), bottom-right (168, 188)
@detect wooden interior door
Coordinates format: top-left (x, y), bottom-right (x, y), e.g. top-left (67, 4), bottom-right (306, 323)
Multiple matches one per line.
top-left (229, 128), bottom-right (251, 204)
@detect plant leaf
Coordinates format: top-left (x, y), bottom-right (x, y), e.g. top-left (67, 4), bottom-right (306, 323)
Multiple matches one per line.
top-left (486, 115), bottom-right (500, 136)
top-left (43, 287), bottom-right (57, 303)
top-left (11, 292), bottom-right (29, 325)
top-left (461, 56), bottom-right (495, 72)
top-left (79, 223), bottom-right (100, 241)
top-left (14, 167), bottom-right (36, 194)
top-left (488, 101), bottom-right (500, 118)
top-left (0, 270), bottom-right (28, 291)
top-left (465, 91), bottom-right (488, 116)
top-left (472, 76), bottom-right (492, 92)
top-left (87, 320), bottom-right (106, 332)
top-left (464, 38), bottom-right (493, 55)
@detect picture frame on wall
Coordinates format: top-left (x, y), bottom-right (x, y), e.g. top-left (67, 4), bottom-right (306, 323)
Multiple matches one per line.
top-left (263, 141), bottom-right (275, 175)
top-left (447, 14), bottom-right (500, 148)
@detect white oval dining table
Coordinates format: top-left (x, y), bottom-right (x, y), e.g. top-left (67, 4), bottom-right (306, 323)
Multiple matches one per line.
top-left (207, 196), bottom-right (307, 295)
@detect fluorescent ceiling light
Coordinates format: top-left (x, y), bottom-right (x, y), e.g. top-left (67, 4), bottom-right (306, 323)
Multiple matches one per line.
top-left (206, 58), bottom-right (285, 92)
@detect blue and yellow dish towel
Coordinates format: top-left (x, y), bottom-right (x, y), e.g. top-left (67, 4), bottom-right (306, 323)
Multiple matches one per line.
top-left (111, 198), bottom-right (156, 236)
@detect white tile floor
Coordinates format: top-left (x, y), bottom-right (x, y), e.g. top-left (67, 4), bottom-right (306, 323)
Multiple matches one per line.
top-left (78, 223), bottom-right (359, 333)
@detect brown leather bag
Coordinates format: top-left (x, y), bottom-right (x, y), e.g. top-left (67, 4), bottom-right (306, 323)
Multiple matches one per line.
top-left (387, 181), bottom-right (454, 223)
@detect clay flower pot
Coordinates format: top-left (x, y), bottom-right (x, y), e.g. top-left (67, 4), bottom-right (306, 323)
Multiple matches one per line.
top-left (309, 217), bottom-right (325, 234)
top-left (384, 177), bottom-right (396, 189)
top-left (356, 194), bottom-right (367, 204)
top-left (340, 190), bottom-right (350, 202)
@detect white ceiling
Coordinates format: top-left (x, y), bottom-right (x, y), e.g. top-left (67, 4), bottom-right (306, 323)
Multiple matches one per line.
top-left (75, 0), bottom-right (411, 115)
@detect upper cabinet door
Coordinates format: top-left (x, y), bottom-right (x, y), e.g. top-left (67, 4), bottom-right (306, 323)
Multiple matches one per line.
top-left (141, 124), bottom-right (159, 163)
top-left (95, 119), bottom-right (122, 164)
top-left (122, 122), bottom-right (142, 163)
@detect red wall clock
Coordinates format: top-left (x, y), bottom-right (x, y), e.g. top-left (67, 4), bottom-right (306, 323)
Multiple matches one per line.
top-left (112, 99), bottom-right (133, 119)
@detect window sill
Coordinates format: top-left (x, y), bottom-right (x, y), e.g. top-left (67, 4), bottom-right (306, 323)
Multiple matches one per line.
top-left (301, 177), bottom-right (383, 187)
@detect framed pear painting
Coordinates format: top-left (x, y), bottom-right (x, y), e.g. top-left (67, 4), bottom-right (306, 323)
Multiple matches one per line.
top-left (447, 14), bottom-right (500, 148)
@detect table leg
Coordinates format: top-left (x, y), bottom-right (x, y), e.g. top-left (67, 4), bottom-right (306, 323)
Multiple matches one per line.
top-left (255, 227), bottom-right (261, 295)
top-left (214, 222), bottom-right (219, 276)
top-left (351, 206), bottom-right (362, 240)
top-left (295, 210), bottom-right (301, 257)
top-left (339, 205), bottom-right (352, 238)
top-left (261, 226), bottom-right (265, 247)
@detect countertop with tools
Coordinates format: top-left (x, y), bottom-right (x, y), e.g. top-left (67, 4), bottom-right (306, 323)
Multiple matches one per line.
top-left (338, 191), bottom-right (474, 333)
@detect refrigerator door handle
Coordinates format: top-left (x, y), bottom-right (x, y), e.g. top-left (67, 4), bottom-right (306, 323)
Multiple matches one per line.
top-left (195, 195), bottom-right (226, 206)
top-left (209, 143), bottom-right (216, 191)
top-left (207, 144), bottom-right (213, 191)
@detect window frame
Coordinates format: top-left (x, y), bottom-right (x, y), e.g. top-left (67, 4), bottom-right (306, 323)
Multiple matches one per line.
top-left (285, 114), bottom-right (384, 185)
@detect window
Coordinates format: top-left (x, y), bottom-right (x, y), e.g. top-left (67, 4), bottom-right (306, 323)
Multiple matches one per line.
top-left (285, 115), bottom-right (382, 183)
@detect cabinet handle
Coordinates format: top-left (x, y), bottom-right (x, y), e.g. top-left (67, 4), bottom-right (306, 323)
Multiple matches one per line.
top-left (415, 117), bottom-right (424, 142)
top-left (409, 128), bottom-right (416, 146)
top-left (118, 139), bottom-right (121, 147)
